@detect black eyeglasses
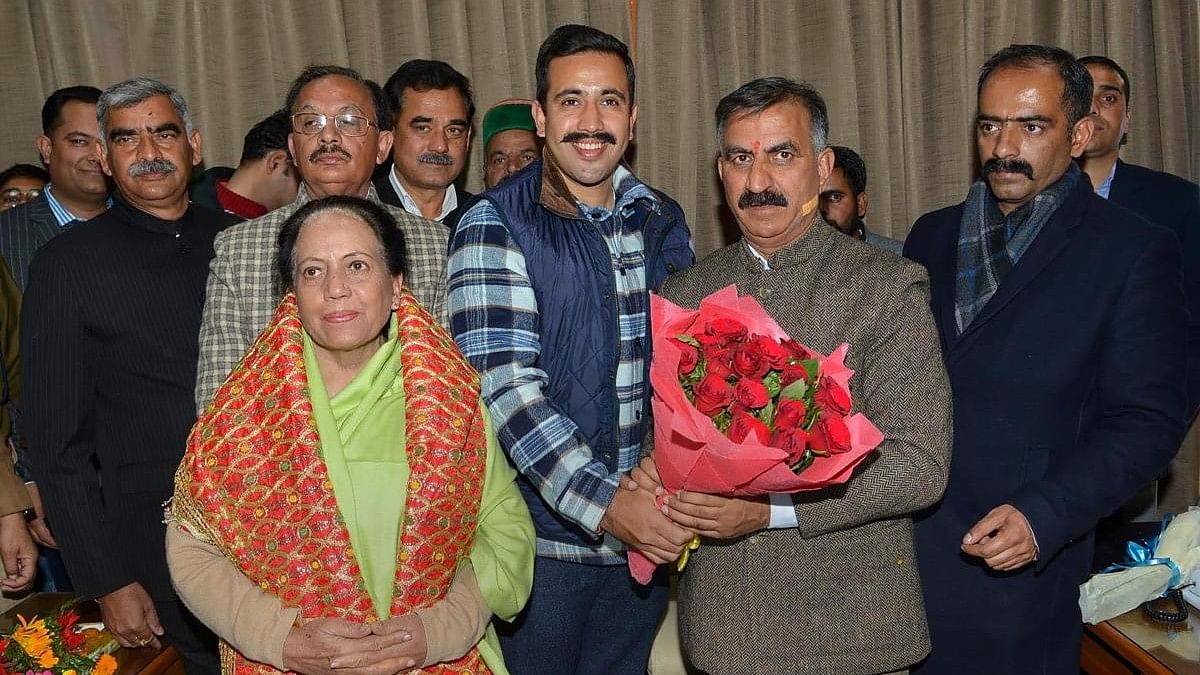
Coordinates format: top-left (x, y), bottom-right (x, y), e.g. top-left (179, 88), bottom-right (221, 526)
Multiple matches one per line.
top-left (291, 113), bottom-right (377, 137)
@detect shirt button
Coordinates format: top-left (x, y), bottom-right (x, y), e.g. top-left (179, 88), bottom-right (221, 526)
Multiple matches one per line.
top-left (757, 287), bottom-right (772, 299)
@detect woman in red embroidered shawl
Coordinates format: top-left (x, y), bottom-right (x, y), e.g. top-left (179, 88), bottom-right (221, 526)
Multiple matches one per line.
top-left (167, 196), bottom-right (535, 675)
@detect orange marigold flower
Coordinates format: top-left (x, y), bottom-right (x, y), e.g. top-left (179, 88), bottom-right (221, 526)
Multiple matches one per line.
top-left (92, 653), bottom-right (117, 675)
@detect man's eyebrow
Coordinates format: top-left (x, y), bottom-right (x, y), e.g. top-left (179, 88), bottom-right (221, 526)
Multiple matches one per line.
top-left (721, 144), bottom-right (751, 157)
top-left (409, 116), bottom-right (433, 125)
top-left (765, 140), bottom-right (799, 154)
top-left (1096, 84), bottom-right (1123, 95)
top-left (151, 122), bottom-right (182, 134)
top-left (108, 127), bottom-right (136, 141)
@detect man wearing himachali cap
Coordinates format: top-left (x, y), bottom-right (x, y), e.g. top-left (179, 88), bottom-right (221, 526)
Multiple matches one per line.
top-left (481, 99), bottom-right (541, 189)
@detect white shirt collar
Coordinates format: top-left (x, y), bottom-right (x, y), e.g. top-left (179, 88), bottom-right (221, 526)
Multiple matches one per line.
top-left (745, 241), bottom-right (771, 270)
top-left (389, 166), bottom-right (457, 222)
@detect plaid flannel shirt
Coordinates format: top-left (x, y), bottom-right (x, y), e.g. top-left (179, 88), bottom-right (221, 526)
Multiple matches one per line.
top-left (449, 166), bottom-right (656, 563)
top-left (194, 183), bottom-right (450, 411)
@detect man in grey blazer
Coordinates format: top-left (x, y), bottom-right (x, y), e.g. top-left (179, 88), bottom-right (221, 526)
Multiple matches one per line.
top-left (629, 78), bottom-right (951, 675)
top-left (194, 65), bottom-right (450, 411)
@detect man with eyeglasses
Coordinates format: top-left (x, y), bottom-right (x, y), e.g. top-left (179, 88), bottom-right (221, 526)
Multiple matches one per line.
top-left (194, 65), bottom-right (449, 412)
top-left (0, 164), bottom-right (49, 212)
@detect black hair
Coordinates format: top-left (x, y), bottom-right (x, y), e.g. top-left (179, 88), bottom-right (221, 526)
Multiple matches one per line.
top-left (41, 85), bottom-right (102, 136)
top-left (535, 24), bottom-right (635, 106)
top-left (240, 109), bottom-right (292, 164)
top-left (284, 65), bottom-right (393, 134)
top-left (277, 195), bottom-right (407, 289)
top-left (0, 163), bottom-right (50, 187)
top-left (978, 44), bottom-right (1093, 128)
top-left (383, 60), bottom-right (475, 128)
top-left (715, 77), bottom-right (828, 152)
top-left (829, 146), bottom-right (867, 196)
top-left (1078, 55), bottom-right (1132, 108)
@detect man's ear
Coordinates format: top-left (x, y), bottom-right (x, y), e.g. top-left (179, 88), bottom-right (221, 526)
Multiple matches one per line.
top-left (856, 191), bottom-right (869, 219)
top-left (266, 149), bottom-right (289, 175)
top-left (1069, 116), bottom-right (1095, 159)
top-left (532, 101), bottom-right (547, 139)
top-left (815, 147), bottom-right (834, 185)
top-left (36, 136), bottom-right (52, 166)
top-left (376, 130), bottom-right (394, 165)
top-left (188, 130), bottom-right (204, 167)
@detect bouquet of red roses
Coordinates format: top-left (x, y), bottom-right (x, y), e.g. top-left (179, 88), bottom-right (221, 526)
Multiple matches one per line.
top-left (628, 285), bottom-right (884, 583)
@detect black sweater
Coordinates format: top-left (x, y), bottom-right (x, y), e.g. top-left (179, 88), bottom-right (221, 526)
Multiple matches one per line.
top-left (21, 196), bottom-right (233, 600)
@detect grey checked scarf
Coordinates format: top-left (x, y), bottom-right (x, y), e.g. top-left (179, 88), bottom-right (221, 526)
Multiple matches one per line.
top-left (954, 162), bottom-right (1081, 334)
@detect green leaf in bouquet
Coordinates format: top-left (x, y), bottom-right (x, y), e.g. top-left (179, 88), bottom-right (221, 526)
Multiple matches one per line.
top-left (763, 370), bottom-right (782, 398)
top-left (802, 359), bottom-right (820, 383)
top-left (791, 448), bottom-right (815, 473)
top-left (757, 399), bottom-right (776, 428)
top-left (675, 334), bottom-right (700, 347)
top-left (712, 409), bottom-right (732, 432)
top-left (779, 378), bottom-right (807, 401)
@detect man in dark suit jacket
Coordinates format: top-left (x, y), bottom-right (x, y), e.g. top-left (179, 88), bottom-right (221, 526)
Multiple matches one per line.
top-left (1078, 55), bottom-right (1199, 419)
top-left (373, 60), bottom-right (475, 232)
top-left (23, 77), bottom-right (232, 675)
top-left (630, 77), bottom-right (952, 675)
top-left (905, 45), bottom-right (1189, 675)
top-left (0, 86), bottom-right (109, 292)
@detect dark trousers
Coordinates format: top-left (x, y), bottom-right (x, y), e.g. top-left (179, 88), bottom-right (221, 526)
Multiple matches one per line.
top-left (155, 598), bottom-right (219, 675)
top-left (497, 556), bottom-right (669, 675)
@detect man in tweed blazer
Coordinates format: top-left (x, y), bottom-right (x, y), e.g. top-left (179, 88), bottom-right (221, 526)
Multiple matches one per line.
top-left (195, 65), bottom-right (449, 411)
top-left (630, 78), bottom-right (951, 675)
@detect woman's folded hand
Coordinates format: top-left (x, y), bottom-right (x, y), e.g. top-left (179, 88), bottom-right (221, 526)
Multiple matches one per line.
top-left (282, 617), bottom-right (420, 675)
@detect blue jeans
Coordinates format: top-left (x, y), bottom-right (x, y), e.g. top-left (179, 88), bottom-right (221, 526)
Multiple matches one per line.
top-left (497, 557), bottom-right (669, 675)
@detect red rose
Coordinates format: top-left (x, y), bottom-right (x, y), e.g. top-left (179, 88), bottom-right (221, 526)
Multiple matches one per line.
top-left (815, 376), bottom-right (852, 415)
top-left (810, 413), bottom-right (852, 454)
top-left (706, 347), bottom-right (736, 379)
top-left (774, 398), bottom-right (808, 430)
top-left (772, 427), bottom-right (810, 464)
top-left (782, 339), bottom-right (819, 361)
top-left (728, 410), bottom-right (771, 444)
top-left (693, 373), bottom-right (734, 415)
top-left (780, 363), bottom-right (809, 387)
top-left (707, 317), bottom-right (749, 342)
top-left (751, 334), bottom-right (792, 369)
top-left (671, 338), bottom-right (699, 375)
top-left (734, 377), bottom-right (770, 409)
top-left (732, 344), bottom-right (770, 378)
top-left (695, 332), bottom-right (728, 349)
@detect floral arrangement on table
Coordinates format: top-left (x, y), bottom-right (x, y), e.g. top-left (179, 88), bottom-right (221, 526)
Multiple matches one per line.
top-left (629, 285), bottom-right (885, 583)
top-left (0, 608), bottom-right (118, 675)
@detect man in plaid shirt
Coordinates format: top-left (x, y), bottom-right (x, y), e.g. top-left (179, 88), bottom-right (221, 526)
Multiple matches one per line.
top-left (448, 25), bottom-right (695, 675)
top-left (194, 65), bottom-right (450, 411)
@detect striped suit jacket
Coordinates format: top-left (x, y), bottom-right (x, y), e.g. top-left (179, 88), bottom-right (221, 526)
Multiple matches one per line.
top-left (0, 194), bottom-right (64, 292)
top-left (663, 221), bottom-right (952, 675)
top-left (194, 184), bottom-right (450, 411)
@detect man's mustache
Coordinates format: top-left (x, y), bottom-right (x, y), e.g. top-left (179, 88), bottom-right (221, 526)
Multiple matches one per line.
top-left (560, 131), bottom-right (617, 145)
top-left (127, 158), bottom-right (177, 177)
top-left (418, 152), bottom-right (454, 166)
top-left (983, 157), bottom-right (1034, 180)
top-left (309, 143), bottom-right (352, 163)
top-left (738, 189), bottom-right (788, 209)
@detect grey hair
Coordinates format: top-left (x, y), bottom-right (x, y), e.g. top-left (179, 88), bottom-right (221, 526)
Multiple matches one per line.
top-left (715, 77), bottom-right (829, 154)
top-left (96, 77), bottom-right (194, 148)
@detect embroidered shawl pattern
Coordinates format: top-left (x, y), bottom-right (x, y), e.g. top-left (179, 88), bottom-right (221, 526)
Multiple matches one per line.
top-left (173, 291), bottom-right (490, 675)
